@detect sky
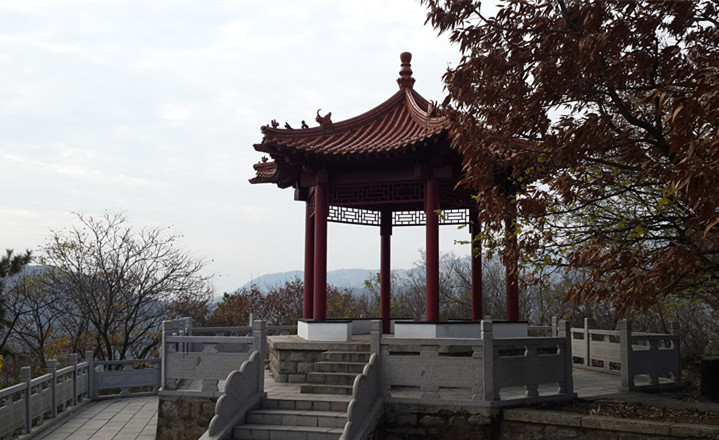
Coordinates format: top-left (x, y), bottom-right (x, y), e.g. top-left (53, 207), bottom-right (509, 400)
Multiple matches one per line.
top-left (0, 0), bottom-right (475, 295)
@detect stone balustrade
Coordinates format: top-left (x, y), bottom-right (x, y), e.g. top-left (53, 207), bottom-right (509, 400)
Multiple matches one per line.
top-left (567, 318), bottom-right (681, 392)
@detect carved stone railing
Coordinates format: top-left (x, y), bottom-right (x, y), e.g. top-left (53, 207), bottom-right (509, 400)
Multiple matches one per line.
top-left (568, 318), bottom-right (681, 392)
top-left (85, 354), bottom-right (161, 399)
top-left (200, 324), bottom-right (268, 440)
top-left (0, 355), bottom-right (89, 440)
top-left (340, 320), bottom-right (383, 440)
top-left (160, 320), bottom-right (267, 397)
top-left (620, 320), bottom-right (681, 392)
top-left (491, 320), bottom-right (574, 401)
top-left (379, 320), bottom-right (575, 406)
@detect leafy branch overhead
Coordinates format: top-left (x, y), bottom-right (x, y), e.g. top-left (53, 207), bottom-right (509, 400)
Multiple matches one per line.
top-left (422, 0), bottom-right (719, 311)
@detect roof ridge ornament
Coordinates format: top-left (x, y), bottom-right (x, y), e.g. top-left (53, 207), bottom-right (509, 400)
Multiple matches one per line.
top-left (316, 109), bottom-right (333, 128)
top-left (397, 52), bottom-right (415, 90)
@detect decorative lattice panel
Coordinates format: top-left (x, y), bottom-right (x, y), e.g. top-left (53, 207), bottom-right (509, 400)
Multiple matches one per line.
top-left (392, 209), bottom-right (470, 227)
top-left (329, 182), bottom-right (424, 205)
top-left (328, 206), bottom-right (381, 226)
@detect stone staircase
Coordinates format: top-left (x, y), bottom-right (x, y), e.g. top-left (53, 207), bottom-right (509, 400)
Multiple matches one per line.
top-left (301, 349), bottom-right (371, 395)
top-left (233, 345), bottom-right (371, 440)
top-left (233, 396), bottom-right (350, 440)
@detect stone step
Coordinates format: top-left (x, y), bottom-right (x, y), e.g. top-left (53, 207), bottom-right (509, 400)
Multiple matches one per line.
top-left (233, 423), bottom-right (344, 440)
top-left (300, 383), bottom-right (354, 395)
top-left (261, 397), bottom-right (350, 413)
top-left (314, 361), bottom-right (367, 374)
top-left (321, 351), bottom-right (371, 363)
top-left (307, 371), bottom-right (358, 386)
top-left (246, 409), bottom-right (347, 429)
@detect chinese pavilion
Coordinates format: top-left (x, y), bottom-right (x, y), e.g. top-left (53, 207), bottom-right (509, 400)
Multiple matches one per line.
top-left (250, 52), bottom-right (519, 333)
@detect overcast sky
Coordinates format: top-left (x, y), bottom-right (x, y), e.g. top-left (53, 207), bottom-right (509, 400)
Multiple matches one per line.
top-left (0, 0), bottom-right (475, 295)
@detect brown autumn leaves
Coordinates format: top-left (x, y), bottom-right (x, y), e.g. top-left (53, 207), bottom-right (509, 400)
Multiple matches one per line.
top-left (422, 0), bottom-right (719, 312)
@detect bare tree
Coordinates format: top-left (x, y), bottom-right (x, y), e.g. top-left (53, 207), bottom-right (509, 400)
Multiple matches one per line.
top-left (42, 212), bottom-right (214, 360)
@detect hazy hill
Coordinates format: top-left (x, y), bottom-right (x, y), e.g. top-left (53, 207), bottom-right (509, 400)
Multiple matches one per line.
top-left (241, 267), bottom-right (415, 293)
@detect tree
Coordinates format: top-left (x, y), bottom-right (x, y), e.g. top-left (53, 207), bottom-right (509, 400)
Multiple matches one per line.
top-left (0, 249), bottom-right (33, 354)
top-left (1, 271), bottom-right (57, 369)
top-left (42, 212), bottom-right (214, 360)
top-left (422, 0), bottom-right (719, 312)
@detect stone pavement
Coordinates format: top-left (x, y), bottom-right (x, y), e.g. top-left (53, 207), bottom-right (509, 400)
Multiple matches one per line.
top-left (28, 367), bottom-right (635, 440)
top-left (34, 396), bottom-right (157, 440)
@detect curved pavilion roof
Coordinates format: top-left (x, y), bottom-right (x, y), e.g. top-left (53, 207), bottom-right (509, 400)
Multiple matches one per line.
top-left (250, 52), bottom-right (453, 187)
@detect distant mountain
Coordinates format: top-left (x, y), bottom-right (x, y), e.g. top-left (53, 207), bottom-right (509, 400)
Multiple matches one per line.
top-left (2, 265), bottom-right (52, 291)
top-left (242, 268), bottom-right (379, 292)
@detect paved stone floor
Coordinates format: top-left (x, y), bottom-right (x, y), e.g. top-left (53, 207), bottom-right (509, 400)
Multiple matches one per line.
top-left (34, 396), bottom-right (157, 440)
top-left (31, 367), bottom-right (631, 440)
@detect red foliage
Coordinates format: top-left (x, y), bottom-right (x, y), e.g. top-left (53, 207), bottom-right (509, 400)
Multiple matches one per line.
top-left (422, 0), bottom-right (719, 311)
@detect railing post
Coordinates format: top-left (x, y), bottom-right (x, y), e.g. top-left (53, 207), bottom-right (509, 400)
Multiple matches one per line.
top-left (160, 320), bottom-right (168, 392)
top-left (557, 320), bottom-right (573, 394)
top-left (370, 320), bottom-right (382, 394)
top-left (670, 320), bottom-right (682, 382)
top-left (619, 319), bottom-right (633, 392)
top-left (85, 351), bottom-right (95, 400)
top-left (21, 366), bottom-right (32, 435)
top-left (370, 320), bottom-right (381, 356)
top-left (481, 319), bottom-right (495, 401)
top-left (185, 316), bottom-right (194, 336)
top-left (252, 319), bottom-right (266, 394)
top-left (48, 359), bottom-right (58, 418)
top-left (70, 354), bottom-right (78, 404)
top-left (583, 318), bottom-right (593, 367)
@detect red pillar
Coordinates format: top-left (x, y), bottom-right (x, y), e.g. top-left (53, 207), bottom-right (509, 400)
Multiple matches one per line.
top-left (303, 200), bottom-right (315, 319)
top-left (425, 177), bottom-right (440, 322)
top-left (313, 182), bottom-right (328, 320)
top-left (505, 213), bottom-right (519, 321)
top-left (380, 210), bottom-right (392, 333)
top-left (470, 213), bottom-right (483, 321)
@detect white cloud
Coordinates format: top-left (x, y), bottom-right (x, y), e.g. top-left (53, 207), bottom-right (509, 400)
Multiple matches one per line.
top-left (0, 0), bottom-right (467, 294)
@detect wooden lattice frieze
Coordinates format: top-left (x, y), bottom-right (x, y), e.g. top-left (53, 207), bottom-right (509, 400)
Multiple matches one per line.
top-left (328, 206), bottom-right (381, 226)
top-left (327, 207), bottom-right (469, 226)
top-left (393, 209), bottom-right (470, 226)
top-left (329, 182), bottom-right (424, 205)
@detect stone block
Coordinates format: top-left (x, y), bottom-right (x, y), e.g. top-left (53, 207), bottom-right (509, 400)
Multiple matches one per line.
top-left (419, 415), bottom-right (445, 427)
top-left (297, 361), bottom-right (315, 374)
top-left (288, 374), bottom-right (306, 383)
top-left (504, 409), bottom-right (581, 427)
top-left (276, 362), bottom-right (298, 375)
top-left (468, 414), bottom-right (491, 425)
top-left (670, 423), bottom-right (719, 438)
top-left (275, 373), bottom-right (288, 383)
top-left (448, 415), bottom-right (469, 427)
top-left (580, 415), bottom-right (671, 435)
top-left (395, 413), bottom-right (417, 425)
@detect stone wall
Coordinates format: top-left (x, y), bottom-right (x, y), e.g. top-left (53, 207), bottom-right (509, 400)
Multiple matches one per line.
top-left (268, 335), bottom-right (368, 383)
top-left (377, 403), bottom-right (497, 440)
top-left (156, 395), bottom-right (217, 440)
top-left (372, 405), bottom-right (719, 440)
top-left (268, 343), bottom-right (325, 383)
top-left (500, 408), bottom-right (719, 439)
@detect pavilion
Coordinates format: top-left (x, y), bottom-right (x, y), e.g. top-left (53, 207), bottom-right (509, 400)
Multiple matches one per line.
top-left (250, 52), bottom-right (519, 333)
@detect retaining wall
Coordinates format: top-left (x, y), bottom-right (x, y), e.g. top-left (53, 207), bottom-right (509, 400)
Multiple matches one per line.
top-left (156, 395), bottom-right (217, 440)
top-left (373, 406), bottom-right (719, 440)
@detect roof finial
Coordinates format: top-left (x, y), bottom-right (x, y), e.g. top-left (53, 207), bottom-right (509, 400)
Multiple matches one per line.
top-left (397, 52), bottom-right (415, 90)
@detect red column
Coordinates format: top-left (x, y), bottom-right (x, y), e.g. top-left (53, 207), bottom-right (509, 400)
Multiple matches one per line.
top-left (303, 200), bottom-right (315, 319)
top-left (470, 213), bottom-right (483, 321)
top-left (505, 213), bottom-right (519, 321)
top-left (380, 210), bottom-right (392, 333)
top-left (425, 177), bottom-right (440, 322)
top-left (313, 183), bottom-right (328, 320)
